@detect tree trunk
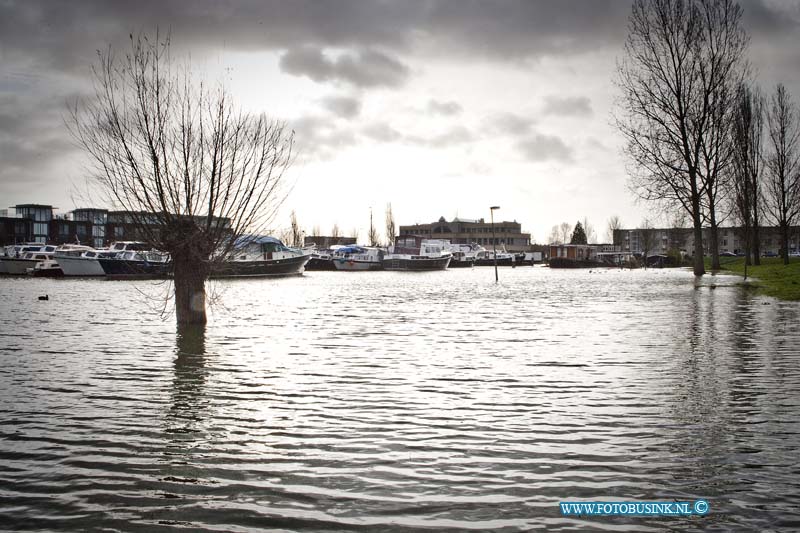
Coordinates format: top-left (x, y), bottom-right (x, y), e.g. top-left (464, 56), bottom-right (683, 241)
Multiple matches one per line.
top-left (691, 206), bottom-right (705, 276)
top-left (709, 215), bottom-right (721, 271)
top-left (173, 256), bottom-right (207, 325)
top-left (782, 222), bottom-right (790, 265)
top-left (752, 205), bottom-right (761, 265)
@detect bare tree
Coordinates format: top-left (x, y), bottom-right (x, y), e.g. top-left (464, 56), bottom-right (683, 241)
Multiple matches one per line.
top-left (385, 203), bottom-right (396, 246)
top-left (70, 32), bottom-right (294, 324)
top-left (368, 208), bottom-right (380, 246)
top-left (290, 210), bottom-right (303, 248)
top-left (607, 215), bottom-right (623, 243)
top-left (558, 222), bottom-right (573, 245)
top-left (616, 0), bottom-right (749, 276)
top-left (311, 224), bottom-right (321, 238)
top-left (639, 218), bottom-right (657, 267)
top-left (350, 227), bottom-right (359, 241)
top-left (731, 83), bottom-right (765, 267)
top-left (764, 84), bottom-right (800, 265)
top-left (548, 225), bottom-right (562, 245)
top-left (331, 223), bottom-right (341, 240)
top-left (582, 217), bottom-right (597, 244)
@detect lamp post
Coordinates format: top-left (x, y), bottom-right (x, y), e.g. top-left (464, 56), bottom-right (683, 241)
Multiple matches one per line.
top-left (490, 206), bottom-right (500, 282)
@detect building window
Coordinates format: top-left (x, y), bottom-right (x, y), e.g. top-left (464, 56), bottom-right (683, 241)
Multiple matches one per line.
top-left (59, 223), bottom-right (70, 236)
top-left (115, 227), bottom-right (124, 238)
top-left (76, 224), bottom-right (87, 236)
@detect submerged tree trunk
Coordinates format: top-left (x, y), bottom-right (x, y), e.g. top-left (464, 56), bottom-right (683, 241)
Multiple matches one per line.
top-left (752, 209), bottom-right (761, 265)
top-left (691, 197), bottom-right (705, 276)
top-left (173, 254), bottom-right (208, 325)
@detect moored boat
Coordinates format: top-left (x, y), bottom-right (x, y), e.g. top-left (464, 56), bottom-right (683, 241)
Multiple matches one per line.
top-left (382, 237), bottom-right (451, 271)
top-left (332, 246), bottom-right (384, 271)
top-left (98, 250), bottom-right (171, 279)
top-left (1, 244), bottom-right (57, 275)
top-left (211, 236), bottom-right (311, 278)
top-left (475, 248), bottom-right (517, 266)
top-left (58, 241), bottom-right (148, 277)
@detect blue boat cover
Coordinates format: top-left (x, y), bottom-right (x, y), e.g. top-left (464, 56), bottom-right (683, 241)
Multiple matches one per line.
top-left (234, 235), bottom-right (285, 247)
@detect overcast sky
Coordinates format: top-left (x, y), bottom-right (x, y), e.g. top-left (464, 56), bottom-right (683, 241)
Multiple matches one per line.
top-left (2, 0), bottom-right (799, 243)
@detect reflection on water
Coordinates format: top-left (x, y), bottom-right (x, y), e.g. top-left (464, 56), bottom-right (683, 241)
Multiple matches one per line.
top-left (0, 268), bottom-right (799, 531)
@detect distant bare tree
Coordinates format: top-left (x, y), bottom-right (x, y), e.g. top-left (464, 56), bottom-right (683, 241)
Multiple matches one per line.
top-left (558, 222), bottom-right (573, 245)
top-left (311, 224), bottom-right (321, 238)
top-left (639, 218), bottom-right (657, 267)
top-left (331, 223), bottom-right (341, 240)
top-left (368, 209), bottom-right (380, 246)
top-left (582, 217), bottom-right (597, 244)
top-left (616, 0), bottom-right (749, 275)
top-left (385, 203), bottom-right (396, 246)
top-left (607, 215), bottom-right (623, 243)
top-left (548, 225), bottom-right (561, 245)
top-left (731, 83), bottom-right (765, 266)
top-left (764, 84), bottom-right (800, 264)
top-left (69, 32), bottom-right (294, 324)
top-left (289, 210), bottom-right (303, 247)
top-left (350, 227), bottom-right (359, 241)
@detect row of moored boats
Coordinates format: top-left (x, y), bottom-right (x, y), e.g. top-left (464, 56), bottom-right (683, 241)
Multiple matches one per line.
top-left (0, 235), bottom-right (529, 279)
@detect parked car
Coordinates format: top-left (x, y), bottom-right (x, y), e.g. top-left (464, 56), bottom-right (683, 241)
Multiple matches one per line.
top-left (719, 251), bottom-right (736, 257)
top-left (763, 251), bottom-right (779, 257)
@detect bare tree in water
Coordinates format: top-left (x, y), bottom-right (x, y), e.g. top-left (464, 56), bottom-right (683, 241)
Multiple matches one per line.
top-left (616, 0), bottom-right (748, 275)
top-left (638, 218), bottom-right (657, 268)
top-left (70, 32), bottom-right (294, 324)
top-left (764, 84), bottom-right (800, 265)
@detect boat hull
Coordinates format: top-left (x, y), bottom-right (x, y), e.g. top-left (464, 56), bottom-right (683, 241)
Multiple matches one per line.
top-left (1, 258), bottom-right (38, 275)
top-left (305, 257), bottom-right (336, 271)
top-left (31, 267), bottom-right (64, 278)
top-left (475, 257), bottom-right (515, 267)
top-left (332, 259), bottom-right (383, 271)
top-left (57, 256), bottom-right (106, 277)
top-left (211, 254), bottom-right (310, 278)
top-left (448, 259), bottom-right (475, 268)
top-left (98, 258), bottom-right (171, 279)
top-left (382, 256), bottom-right (451, 271)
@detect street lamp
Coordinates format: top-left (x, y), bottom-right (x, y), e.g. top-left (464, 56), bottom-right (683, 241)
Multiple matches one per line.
top-left (490, 206), bottom-right (500, 282)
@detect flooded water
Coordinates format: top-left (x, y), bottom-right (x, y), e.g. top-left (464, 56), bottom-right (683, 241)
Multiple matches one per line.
top-left (1, 267), bottom-right (799, 531)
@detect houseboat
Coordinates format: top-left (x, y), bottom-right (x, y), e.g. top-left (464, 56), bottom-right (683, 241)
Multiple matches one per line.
top-left (211, 236), bottom-right (311, 278)
top-left (447, 242), bottom-right (484, 268)
top-left (332, 246), bottom-right (384, 271)
top-left (382, 237), bottom-right (451, 271)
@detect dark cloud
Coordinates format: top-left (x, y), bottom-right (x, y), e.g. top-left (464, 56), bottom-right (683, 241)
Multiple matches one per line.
top-left (321, 95), bottom-right (362, 119)
top-left (289, 115), bottom-right (359, 161)
top-left (280, 47), bottom-right (409, 88)
top-left (517, 133), bottom-right (573, 163)
top-left (542, 96), bottom-right (593, 117)
top-left (427, 99), bottom-right (462, 115)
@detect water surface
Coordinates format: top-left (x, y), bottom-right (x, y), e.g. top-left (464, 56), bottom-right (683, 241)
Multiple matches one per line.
top-left (1, 267), bottom-right (799, 531)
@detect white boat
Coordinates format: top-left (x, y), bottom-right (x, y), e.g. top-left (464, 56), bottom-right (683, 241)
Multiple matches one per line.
top-left (447, 242), bottom-right (485, 268)
top-left (332, 246), bottom-right (384, 271)
top-left (1, 244), bottom-right (57, 275)
top-left (382, 237), bottom-right (451, 271)
top-left (57, 241), bottom-right (149, 277)
top-left (29, 244), bottom-right (95, 277)
top-left (475, 248), bottom-right (517, 266)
